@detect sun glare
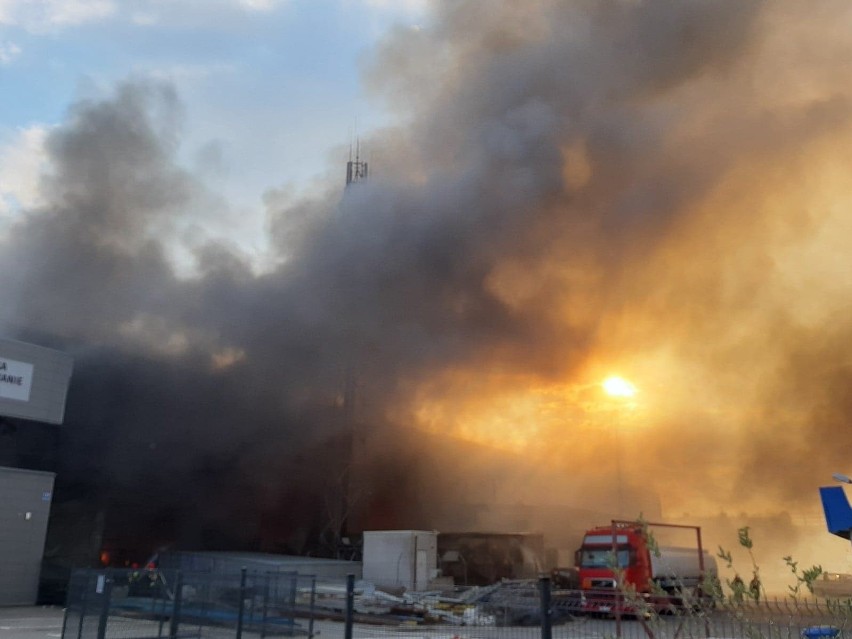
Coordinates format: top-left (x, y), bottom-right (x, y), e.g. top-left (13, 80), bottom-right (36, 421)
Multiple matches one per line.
top-left (602, 376), bottom-right (637, 398)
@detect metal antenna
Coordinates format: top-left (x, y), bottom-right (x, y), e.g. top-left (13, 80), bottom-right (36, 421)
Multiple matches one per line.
top-left (345, 137), bottom-right (368, 186)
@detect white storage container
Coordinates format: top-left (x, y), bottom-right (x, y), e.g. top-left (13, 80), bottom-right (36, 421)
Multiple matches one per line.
top-left (362, 530), bottom-right (438, 592)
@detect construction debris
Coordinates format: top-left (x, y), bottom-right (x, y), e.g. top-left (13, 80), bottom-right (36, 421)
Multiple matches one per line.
top-left (300, 578), bottom-right (580, 627)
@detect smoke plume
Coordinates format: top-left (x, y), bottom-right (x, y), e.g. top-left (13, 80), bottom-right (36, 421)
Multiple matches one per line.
top-left (3, 0), bottom-right (852, 581)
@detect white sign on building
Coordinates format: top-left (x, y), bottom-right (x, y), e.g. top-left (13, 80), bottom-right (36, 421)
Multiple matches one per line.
top-left (0, 338), bottom-right (73, 424)
top-left (0, 357), bottom-right (34, 402)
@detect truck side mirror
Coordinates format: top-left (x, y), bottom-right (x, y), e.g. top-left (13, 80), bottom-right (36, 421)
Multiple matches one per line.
top-left (574, 549), bottom-right (581, 567)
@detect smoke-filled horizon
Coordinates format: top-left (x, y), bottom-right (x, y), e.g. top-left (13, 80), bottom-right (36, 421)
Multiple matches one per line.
top-left (2, 0), bottom-right (852, 576)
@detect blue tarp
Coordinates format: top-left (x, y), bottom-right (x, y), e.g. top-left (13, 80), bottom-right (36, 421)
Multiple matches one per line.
top-left (802, 626), bottom-right (841, 639)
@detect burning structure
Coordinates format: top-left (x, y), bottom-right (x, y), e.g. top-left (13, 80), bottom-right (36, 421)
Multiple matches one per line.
top-left (0, 1), bottom-right (851, 589)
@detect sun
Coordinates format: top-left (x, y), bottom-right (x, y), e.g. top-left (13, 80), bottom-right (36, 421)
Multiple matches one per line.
top-left (602, 375), bottom-right (637, 398)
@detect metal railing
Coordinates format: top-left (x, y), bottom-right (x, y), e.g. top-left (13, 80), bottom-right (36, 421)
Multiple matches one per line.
top-left (61, 567), bottom-right (317, 639)
top-left (63, 570), bottom-right (852, 639)
top-left (324, 576), bottom-right (852, 639)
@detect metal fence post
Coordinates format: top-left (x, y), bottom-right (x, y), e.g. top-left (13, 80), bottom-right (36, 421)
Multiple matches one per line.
top-left (60, 608), bottom-right (69, 639)
top-left (344, 573), bottom-right (355, 639)
top-left (236, 567), bottom-right (248, 639)
top-left (75, 572), bottom-right (90, 639)
top-left (260, 571), bottom-right (270, 639)
top-left (539, 576), bottom-right (552, 639)
top-left (307, 576), bottom-right (317, 639)
top-left (615, 585), bottom-right (622, 639)
top-left (288, 570), bottom-right (297, 629)
top-left (96, 571), bottom-right (113, 639)
top-left (156, 573), bottom-right (166, 638)
top-left (169, 571), bottom-right (183, 639)
top-left (60, 572), bottom-right (72, 639)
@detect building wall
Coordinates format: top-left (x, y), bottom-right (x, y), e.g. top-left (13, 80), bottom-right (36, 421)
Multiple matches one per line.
top-left (0, 466), bottom-right (55, 605)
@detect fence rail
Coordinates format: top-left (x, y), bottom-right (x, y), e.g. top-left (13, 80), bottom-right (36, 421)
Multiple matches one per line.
top-left (62, 567), bottom-right (316, 639)
top-left (62, 571), bottom-right (852, 639)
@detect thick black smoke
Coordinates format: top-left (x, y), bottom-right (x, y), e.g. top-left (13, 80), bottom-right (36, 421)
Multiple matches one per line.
top-left (2, 1), bottom-right (852, 579)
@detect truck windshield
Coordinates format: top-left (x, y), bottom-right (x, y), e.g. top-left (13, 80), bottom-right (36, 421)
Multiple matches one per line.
top-left (579, 547), bottom-right (631, 568)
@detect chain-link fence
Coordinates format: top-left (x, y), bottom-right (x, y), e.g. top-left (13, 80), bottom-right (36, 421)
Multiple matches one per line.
top-left (62, 571), bottom-right (852, 639)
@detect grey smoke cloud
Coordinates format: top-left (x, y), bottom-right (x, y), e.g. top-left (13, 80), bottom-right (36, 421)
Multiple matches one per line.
top-left (2, 0), bottom-right (852, 567)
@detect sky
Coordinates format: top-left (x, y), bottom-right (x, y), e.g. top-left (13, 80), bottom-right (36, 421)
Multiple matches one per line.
top-left (0, 0), bottom-right (427, 258)
top-left (3, 0), bottom-right (852, 593)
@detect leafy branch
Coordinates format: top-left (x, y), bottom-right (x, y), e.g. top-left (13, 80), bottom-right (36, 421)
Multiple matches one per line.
top-left (783, 555), bottom-right (823, 598)
top-left (718, 527), bottom-right (762, 602)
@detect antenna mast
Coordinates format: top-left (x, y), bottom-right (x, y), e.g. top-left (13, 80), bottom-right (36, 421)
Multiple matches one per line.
top-left (346, 138), bottom-right (368, 186)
